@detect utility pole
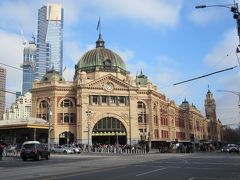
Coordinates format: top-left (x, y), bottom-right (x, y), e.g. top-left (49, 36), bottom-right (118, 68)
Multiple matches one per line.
top-left (48, 104), bottom-right (52, 151)
top-left (86, 109), bottom-right (91, 152)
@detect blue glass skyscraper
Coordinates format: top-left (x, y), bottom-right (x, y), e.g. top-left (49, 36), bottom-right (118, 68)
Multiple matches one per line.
top-left (21, 41), bottom-right (36, 95)
top-left (35, 3), bottom-right (63, 80)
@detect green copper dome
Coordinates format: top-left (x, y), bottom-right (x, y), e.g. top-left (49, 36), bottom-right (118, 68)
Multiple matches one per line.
top-left (75, 34), bottom-right (128, 74)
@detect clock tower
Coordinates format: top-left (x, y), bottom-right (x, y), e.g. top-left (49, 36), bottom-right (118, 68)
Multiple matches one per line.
top-left (204, 88), bottom-right (217, 122)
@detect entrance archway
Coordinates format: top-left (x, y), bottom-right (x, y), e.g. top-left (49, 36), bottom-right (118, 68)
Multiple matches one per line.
top-left (92, 117), bottom-right (127, 145)
top-left (59, 131), bottom-right (74, 145)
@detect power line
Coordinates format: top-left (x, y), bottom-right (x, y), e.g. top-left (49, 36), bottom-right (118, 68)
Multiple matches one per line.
top-left (173, 66), bottom-right (238, 86)
top-left (0, 62), bottom-right (22, 71)
top-left (0, 89), bottom-right (17, 94)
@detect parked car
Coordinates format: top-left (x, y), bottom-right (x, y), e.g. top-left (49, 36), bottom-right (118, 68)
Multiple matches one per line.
top-left (227, 144), bottom-right (239, 153)
top-left (20, 141), bottom-right (50, 161)
top-left (63, 144), bottom-right (81, 154)
top-left (221, 145), bottom-right (228, 152)
top-left (221, 144), bottom-right (239, 153)
top-left (50, 146), bottom-right (74, 154)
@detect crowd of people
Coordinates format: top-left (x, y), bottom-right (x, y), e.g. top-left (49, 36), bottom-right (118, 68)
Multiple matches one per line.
top-left (86, 143), bottom-right (150, 154)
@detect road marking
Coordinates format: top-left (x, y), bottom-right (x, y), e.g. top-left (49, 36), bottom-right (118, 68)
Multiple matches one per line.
top-left (188, 177), bottom-right (218, 180)
top-left (136, 168), bottom-right (166, 176)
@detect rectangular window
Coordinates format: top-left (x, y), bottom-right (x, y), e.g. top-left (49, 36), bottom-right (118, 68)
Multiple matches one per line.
top-left (102, 96), bottom-right (107, 103)
top-left (154, 129), bottom-right (159, 139)
top-left (118, 96), bottom-right (125, 104)
top-left (161, 130), bottom-right (169, 138)
top-left (176, 132), bottom-right (186, 140)
top-left (161, 116), bottom-right (168, 126)
top-left (154, 115), bottom-right (158, 125)
top-left (92, 95), bottom-right (98, 104)
top-left (110, 96), bottom-right (116, 104)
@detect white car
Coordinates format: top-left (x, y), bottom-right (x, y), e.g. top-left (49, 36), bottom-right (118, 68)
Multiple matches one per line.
top-left (50, 146), bottom-right (74, 154)
top-left (63, 145), bottom-right (81, 153)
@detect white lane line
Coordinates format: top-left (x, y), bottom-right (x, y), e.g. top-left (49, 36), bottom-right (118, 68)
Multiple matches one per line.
top-left (136, 168), bottom-right (166, 177)
top-left (188, 177), bottom-right (218, 180)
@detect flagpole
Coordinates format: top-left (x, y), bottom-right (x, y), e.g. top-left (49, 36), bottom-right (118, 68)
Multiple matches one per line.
top-left (97, 16), bottom-right (101, 34)
top-left (99, 17), bottom-right (101, 34)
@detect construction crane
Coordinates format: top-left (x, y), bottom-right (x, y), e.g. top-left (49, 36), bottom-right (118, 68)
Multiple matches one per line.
top-left (19, 26), bottom-right (28, 46)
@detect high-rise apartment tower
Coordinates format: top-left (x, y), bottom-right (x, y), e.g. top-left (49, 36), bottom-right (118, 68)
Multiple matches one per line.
top-left (21, 40), bottom-right (36, 95)
top-left (35, 3), bottom-right (63, 80)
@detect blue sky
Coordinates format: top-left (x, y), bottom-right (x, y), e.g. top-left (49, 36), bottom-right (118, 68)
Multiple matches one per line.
top-left (0, 0), bottom-right (240, 126)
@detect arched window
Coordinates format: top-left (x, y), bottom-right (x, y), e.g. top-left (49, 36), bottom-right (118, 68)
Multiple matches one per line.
top-left (93, 117), bottom-right (126, 132)
top-left (137, 101), bottom-right (146, 123)
top-left (60, 99), bottom-right (74, 107)
top-left (153, 103), bottom-right (158, 125)
top-left (103, 59), bottom-right (112, 70)
top-left (38, 100), bottom-right (49, 121)
top-left (39, 100), bottom-right (49, 109)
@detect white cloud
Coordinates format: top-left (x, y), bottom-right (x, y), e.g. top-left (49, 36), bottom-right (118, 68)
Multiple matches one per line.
top-left (0, 30), bottom-right (23, 107)
top-left (63, 67), bottom-right (75, 82)
top-left (63, 40), bottom-right (96, 80)
top-left (127, 60), bottom-right (148, 77)
top-left (113, 49), bottom-right (134, 62)
top-left (97, 0), bottom-right (183, 28)
top-left (204, 28), bottom-right (239, 68)
top-left (64, 41), bottom-right (85, 65)
top-left (0, 1), bottom-right (40, 34)
top-left (203, 28), bottom-right (240, 125)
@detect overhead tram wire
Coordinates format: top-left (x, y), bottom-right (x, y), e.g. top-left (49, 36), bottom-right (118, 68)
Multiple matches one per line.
top-left (0, 89), bottom-right (17, 94)
top-left (159, 48), bottom-right (235, 92)
top-left (0, 62), bottom-right (22, 71)
top-left (173, 65), bottom-right (238, 86)
top-left (170, 49), bottom-right (237, 101)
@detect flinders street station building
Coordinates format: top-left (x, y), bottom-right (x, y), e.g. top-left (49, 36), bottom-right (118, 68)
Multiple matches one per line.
top-left (0, 34), bottom-right (222, 147)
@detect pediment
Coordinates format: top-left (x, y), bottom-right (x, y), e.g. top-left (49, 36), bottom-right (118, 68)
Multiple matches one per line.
top-left (85, 74), bottom-right (137, 91)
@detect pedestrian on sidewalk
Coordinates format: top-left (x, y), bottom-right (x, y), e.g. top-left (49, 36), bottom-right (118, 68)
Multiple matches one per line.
top-left (0, 141), bottom-right (5, 160)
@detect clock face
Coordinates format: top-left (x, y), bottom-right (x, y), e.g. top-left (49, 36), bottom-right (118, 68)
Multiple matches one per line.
top-left (104, 82), bottom-right (113, 91)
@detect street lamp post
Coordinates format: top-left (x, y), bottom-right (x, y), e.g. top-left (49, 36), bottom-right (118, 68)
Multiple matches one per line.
top-left (48, 105), bottom-right (52, 151)
top-left (86, 109), bottom-right (91, 152)
top-left (196, 2), bottom-right (240, 51)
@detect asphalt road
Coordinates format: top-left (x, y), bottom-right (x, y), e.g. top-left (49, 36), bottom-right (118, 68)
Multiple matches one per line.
top-left (1, 152), bottom-right (240, 180)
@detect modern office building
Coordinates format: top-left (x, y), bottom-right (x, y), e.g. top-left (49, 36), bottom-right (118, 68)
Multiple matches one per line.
top-left (35, 3), bottom-right (63, 80)
top-left (21, 41), bottom-right (36, 95)
top-left (0, 66), bottom-right (6, 120)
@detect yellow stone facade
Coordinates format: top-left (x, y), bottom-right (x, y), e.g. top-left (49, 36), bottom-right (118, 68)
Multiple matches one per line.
top-left (31, 34), bottom-right (222, 147)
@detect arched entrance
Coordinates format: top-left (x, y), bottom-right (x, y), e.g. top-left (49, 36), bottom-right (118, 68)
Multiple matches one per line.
top-left (59, 131), bottom-right (74, 145)
top-left (92, 117), bottom-right (127, 145)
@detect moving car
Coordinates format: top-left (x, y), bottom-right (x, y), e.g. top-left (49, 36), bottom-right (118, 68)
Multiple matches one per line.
top-left (20, 141), bottom-right (50, 161)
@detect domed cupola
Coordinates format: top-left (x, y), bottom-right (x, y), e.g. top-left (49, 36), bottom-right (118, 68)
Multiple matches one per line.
top-left (75, 33), bottom-right (128, 75)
